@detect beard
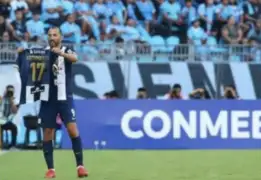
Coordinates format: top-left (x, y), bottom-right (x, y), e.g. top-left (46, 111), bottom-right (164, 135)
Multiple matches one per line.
top-left (49, 40), bottom-right (58, 47)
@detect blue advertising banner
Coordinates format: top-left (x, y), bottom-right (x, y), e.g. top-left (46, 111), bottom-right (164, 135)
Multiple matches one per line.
top-left (61, 100), bottom-right (261, 149)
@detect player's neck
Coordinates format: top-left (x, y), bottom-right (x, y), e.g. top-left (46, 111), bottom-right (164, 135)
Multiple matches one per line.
top-left (51, 43), bottom-right (62, 49)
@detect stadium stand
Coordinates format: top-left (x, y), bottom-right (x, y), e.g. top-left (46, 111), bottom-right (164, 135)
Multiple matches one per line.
top-left (0, 0), bottom-right (260, 149)
top-left (0, 0), bottom-right (260, 47)
top-left (0, 0), bottom-right (260, 62)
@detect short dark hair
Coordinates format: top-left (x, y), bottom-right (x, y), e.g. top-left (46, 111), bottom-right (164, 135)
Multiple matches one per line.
top-left (48, 27), bottom-right (62, 35)
top-left (109, 90), bottom-right (119, 98)
top-left (138, 87), bottom-right (146, 92)
top-left (15, 7), bottom-right (24, 13)
top-left (31, 36), bottom-right (39, 42)
top-left (173, 83), bottom-right (181, 89)
top-left (104, 92), bottom-right (110, 97)
top-left (66, 13), bottom-right (75, 20)
top-left (88, 35), bottom-right (97, 41)
top-left (6, 85), bottom-right (14, 89)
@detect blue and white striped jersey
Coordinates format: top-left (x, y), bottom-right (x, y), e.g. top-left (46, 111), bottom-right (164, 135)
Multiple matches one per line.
top-left (17, 45), bottom-right (76, 104)
top-left (48, 46), bottom-right (75, 101)
top-left (16, 47), bottom-right (50, 104)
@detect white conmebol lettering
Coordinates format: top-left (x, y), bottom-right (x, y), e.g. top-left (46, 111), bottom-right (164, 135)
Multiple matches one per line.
top-left (121, 109), bottom-right (144, 139)
top-left (121, 109), bottom-right (260, 140)
top-left (173, 110), bottom-right (197, 139)
top-left (143, 110), bottom-right (171, 139)
top-left (200, 110), bottom-right (228, 139)
top-left (231, 111), bottom-right (250, 138)
top-left (252, 111), bottom-right (261, 139)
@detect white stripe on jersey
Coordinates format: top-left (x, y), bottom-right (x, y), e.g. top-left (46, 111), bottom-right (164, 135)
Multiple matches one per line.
top-left (56, 46), bottom-right (67, 101)
top-left (14, 68), bottom-right (21, 105)
top-left (25, 86), bottom-right (34, 103)
top-left (40, 84), bottom-right (49, 101)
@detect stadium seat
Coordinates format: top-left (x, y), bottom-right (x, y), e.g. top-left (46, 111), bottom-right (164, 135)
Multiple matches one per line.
top-left (207, 36), bottom-right (228, 61)
top-left (207, 36), bottom-right (217, 46)
top-left (229, 55), bottom-right (241, 62)
top-left (1, 130), bottom-right (11, 148)
top-left (195, 46), bottom-right (209, 61)
top-left (252, 49), bottom-right (261, 62)
top-left (23, 115), bottom-right (42, 149)
top-left (79, 45), bottom-right (99, 61)
top-left (166, 36), bottom-right (180, 51)
top-left (148, 36), bottom-right (171, 62)
top-left (149, 36), bottom-right (166, 52)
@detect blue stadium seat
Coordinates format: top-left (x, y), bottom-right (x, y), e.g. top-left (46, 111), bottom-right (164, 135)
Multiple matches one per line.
top-left (148, 36), bottom-right (171, 62)
top-left (229, 55), bottom-right (241, 62)
top-left (251, 48), bottom-right (261, 62)
top-left (166, 36), bottom-right (180, 51)
top-left (149, 36), bottom-right (166, 52)
top-left (207, 36), bottom-right (217, 46)
top-left (207, 36), bottom-right (228, 61)
top-left (2, 130), bottom-right (11, 146)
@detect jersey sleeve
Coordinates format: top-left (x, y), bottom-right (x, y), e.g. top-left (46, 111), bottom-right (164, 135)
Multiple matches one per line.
top-left (65, 46), bottom-right (78, 62)
top-left (65, 46), bottom-right (77, 55)
top-left (13, 71), bottom-right (22, 106)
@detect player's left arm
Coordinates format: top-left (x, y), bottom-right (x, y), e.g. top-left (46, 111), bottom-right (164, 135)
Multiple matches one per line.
top-left (52, 47), bottom-right (78, 63)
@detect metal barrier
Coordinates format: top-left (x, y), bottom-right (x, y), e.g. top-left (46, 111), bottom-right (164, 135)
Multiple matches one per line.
top-left (0, 42), bottom-right (260, 63)
top-left (0, 42), bottom-right (260, 99)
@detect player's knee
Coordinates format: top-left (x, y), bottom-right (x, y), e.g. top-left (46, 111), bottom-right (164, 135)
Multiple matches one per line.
top-left (43, 128), bottom-right (55, 141)
top-left (66, 123), bottom-right (79, 138)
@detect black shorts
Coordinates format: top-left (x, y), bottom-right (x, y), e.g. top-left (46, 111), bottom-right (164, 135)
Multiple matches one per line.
top-left (39, 98), bottom-right (76, 128)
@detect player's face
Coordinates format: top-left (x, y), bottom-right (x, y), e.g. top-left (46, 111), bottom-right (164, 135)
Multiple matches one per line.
top-left (48, 29), bottom-right (62, 47)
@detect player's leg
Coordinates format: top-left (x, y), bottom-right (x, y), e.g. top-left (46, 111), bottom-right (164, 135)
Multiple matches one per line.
top-left (43, 128), bottom-right (55, 168)
top-left (66, 122), bottom-right (88, 177)
top-left (59, 100), bottom-right (88, 177)
top-left (66, 122), bottom-right (83, 165)
top-left (39, 101), bottom-right (57, 178)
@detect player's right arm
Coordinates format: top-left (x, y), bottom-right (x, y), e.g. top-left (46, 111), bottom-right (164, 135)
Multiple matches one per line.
top-left (14, 48), bottom-right (25, 71)
top-left (51, 47), bottom-right (78, 63)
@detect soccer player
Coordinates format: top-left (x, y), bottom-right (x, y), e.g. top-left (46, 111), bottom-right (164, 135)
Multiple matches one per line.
top-left (40, 27), bottom-right (88, 178)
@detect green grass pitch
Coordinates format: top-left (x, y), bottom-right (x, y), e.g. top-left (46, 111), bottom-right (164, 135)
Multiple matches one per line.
top-left (0, 150), bottom-right (260, 180)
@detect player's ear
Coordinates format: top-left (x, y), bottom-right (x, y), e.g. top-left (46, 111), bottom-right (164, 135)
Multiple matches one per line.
top-left (59, 32), bottom-right (63, 41)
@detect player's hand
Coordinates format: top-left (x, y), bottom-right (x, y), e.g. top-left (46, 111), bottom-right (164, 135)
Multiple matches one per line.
top-left (17, 47), bottom-right (24, 53)
top-left (51, 47), bottom-right (62, 56)
top-left (52, 63), bottom-right (59, 76)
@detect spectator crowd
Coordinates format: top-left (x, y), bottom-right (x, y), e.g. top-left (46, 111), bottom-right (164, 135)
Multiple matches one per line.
top-left (0, 0), bottom-right (261, 48)
top-left (103, 84), bottom-right (239, 99)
